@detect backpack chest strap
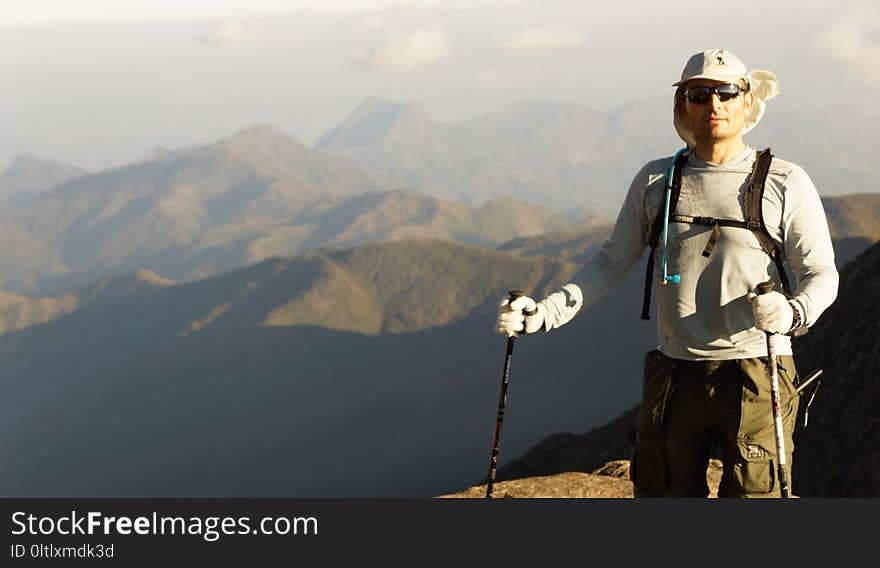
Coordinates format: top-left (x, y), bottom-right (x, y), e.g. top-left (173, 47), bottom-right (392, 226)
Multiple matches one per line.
top-left (669, 215), bottom-right (760, 230)
top-left (669, 216), bottom-right (765, 257)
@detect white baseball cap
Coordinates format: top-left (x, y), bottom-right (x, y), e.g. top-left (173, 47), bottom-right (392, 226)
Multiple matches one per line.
top-left (672, 49), bottom-right (780, 143)
top-left (673, 49), bottom-right (749, 86)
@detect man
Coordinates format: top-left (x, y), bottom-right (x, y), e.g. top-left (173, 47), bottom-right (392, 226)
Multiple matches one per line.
top-left (495, 49), bottom-right (839, 497)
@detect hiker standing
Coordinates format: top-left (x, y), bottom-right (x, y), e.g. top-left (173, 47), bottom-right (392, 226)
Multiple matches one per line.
top-left (495, 49), bottom-right (839, 497)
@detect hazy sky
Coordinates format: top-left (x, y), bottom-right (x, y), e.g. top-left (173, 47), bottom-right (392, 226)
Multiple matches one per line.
top-left (2, 0), bottom-right (878, 171)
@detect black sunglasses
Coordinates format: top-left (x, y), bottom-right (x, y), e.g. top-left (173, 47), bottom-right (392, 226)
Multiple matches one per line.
top-left (683, 83), bottom-right (746, 104)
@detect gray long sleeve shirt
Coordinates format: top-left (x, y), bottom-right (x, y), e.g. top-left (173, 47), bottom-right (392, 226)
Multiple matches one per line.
top-left (541, 146), bottom-right (839, 361)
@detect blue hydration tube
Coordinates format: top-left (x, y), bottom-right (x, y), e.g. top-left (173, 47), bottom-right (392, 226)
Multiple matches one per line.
top-left (661, 147), bottom-right (689, 285)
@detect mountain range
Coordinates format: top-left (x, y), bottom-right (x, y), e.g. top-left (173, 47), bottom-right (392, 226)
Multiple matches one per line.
top-left (317, 97), bottom-right (880, 214)
top-left (4, 96), bottom-right (876, 297)
top-left (0, 125), bottom-right (599, 296)
top-left (316, 97), bottom-right (678, 215)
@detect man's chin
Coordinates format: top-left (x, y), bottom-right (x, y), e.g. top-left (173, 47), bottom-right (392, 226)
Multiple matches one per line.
top-left (693, 127), bottom-right (737, 144)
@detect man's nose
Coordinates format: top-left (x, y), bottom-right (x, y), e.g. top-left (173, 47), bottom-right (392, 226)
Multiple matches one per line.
top-left (710, 93), bottom-right (725, 111)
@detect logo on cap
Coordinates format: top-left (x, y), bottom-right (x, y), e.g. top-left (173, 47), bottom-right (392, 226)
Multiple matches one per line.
top-left (716, 54), bottom-right (726, 66)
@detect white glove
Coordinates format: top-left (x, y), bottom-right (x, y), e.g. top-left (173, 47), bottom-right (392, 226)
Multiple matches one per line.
top-left (747, 290), bottom-right (793, 334)
top-left (495, 295), bottom-right (546, 337)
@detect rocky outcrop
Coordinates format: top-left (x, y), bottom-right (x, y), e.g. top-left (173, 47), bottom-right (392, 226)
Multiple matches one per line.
top-left (792, 241), bottom-right (880, 496)
top-left (440, 459), bottom-right (723, 498)
top-left (491, 407), bottom-right (637, 483)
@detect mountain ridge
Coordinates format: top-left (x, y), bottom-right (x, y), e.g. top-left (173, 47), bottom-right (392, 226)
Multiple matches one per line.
top-left (0, 153), bottom-right (86, 206)
top-left (0, 126), bottom-right (582, 295)
top-left (0, 238), bottom-right (612, 497)
top-left (314, 97), bottom-right (880, 215)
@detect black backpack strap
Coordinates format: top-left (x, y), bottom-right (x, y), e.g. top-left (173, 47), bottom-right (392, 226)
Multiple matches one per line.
top-left (641, 151), bottom-right (688, 320)
top-left (744, 148), bottom-right (794, 298)
top-left (752, 232), bottom-right (792, 297)
top-left (744, 148), bottom-right (773, 225)
top-left (641, 253), bottom-right (656, 321)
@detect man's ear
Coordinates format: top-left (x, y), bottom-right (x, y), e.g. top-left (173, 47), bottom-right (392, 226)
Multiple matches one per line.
top-left (674, 95), bottom-right (687, 118)
top-left (743, 90), bottom-right (754, 110)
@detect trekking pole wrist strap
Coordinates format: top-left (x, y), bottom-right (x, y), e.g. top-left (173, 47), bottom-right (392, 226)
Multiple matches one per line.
top-left (786, 300), bottom-right (806, 336)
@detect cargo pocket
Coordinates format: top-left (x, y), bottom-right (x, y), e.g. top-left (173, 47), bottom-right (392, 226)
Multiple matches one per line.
top-left (737, 356), bottom-right (799, 440)
top-left (731, 439), bottom-right (777, 497)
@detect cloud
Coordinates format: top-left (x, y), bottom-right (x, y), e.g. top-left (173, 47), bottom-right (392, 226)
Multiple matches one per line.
top-left (478, 69), bottom-right (530, 89)
top-left (817, 4), bottom-right (880, 86)
top-left (358, 28), bottom-right (449, 73)
top-left (197, 21), bottom-right (255, 46)
top-left (501, 28), bottom-right (584, 54)
top-left (360, 15), bottom-right (390, 32)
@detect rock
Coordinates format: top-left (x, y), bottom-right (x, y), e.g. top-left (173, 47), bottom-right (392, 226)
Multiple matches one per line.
top-left (439, 459), bottom-right (724, 498)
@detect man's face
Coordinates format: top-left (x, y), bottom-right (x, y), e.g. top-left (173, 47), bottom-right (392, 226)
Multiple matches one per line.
top-left (679, 79), bottom-right (753, 144)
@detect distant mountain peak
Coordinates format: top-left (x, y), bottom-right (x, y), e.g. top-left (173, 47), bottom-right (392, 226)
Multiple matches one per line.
top-left (0, 154), bottom-right (87, 206)
top-left (222, 124), bottom-right (306, 150)
top-left (4, 153), bottom-right (43, 173)
top-left (79, 269), bottom-right (175, 303)
top-left (131, 268), bottom-right (176, 286)
top-left (143, 146), bottom-right (171, 162)
top-left (100, 268), bottom-right (175, 289)
top-left (315, 98), bottom-right (432, 148)
top-left (349, 97), bottom-right (430, 121)
top-left (2, 153), bottom-right (84, 177)
top-left (196, 123), bottom-right (321, 175)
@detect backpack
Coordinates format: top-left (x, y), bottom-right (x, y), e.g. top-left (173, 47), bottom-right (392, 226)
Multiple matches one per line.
top-left (640, 148), bottom-right (793, 321)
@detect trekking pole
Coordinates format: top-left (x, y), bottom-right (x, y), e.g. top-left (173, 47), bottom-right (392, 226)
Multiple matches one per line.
top-left (486, 290), bottom-right (528, 498)
top-left (795, 369), bottom-right (823, 396)
top-left (796, 369), bottom-right (823, 429)
top-left (756, 281), bottom-right (791, 498)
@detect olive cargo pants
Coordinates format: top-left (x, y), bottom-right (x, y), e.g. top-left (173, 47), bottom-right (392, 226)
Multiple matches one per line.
top-left (630, 349), bottom-right (800, 498)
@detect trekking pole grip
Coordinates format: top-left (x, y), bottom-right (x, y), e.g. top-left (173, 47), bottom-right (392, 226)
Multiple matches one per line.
top-left (506, 290), bottom-right (526, 336)
top-left (756, 280), bottom-right (775, 296)
top-left (508, 289), bottom-right (538, 318)
top-left (756, 280), bottom-right (776, 340)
